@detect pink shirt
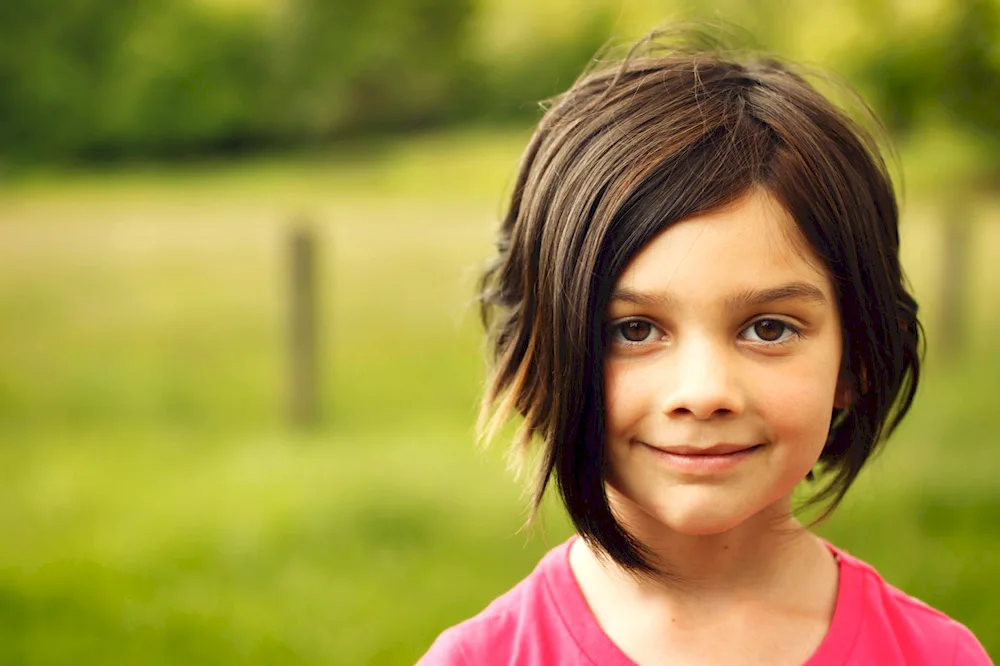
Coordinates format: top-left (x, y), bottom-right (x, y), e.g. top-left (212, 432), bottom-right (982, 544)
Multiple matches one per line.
top-left (417, 537), bottom-right (991, 665)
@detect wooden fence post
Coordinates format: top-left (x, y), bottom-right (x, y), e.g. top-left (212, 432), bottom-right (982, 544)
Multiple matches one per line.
top-left (288, 222), bottom-right (319, 427)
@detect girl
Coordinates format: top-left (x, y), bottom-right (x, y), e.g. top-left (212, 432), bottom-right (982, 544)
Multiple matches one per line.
top-left (418, 29), bottom-right (992, 665)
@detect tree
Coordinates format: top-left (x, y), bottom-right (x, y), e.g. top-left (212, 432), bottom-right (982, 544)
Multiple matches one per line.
top-left (853, 0), bottom-right (1000, 360)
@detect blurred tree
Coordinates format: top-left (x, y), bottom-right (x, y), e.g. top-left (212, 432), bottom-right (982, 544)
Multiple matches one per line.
top-left (97, 2), bottom-right (271, 158)
top-left (473, 9), bottom-right (614, 121)
top-left (853, 0), bottom-right (1000, 359)
top-left (0, 0), bottom-right (271, 163)
top-left (270, 0), bottom-right (479, 139)
top-left (0, 0), bottom-right (616, 162)
top-left (854, 0), bottom-right (1000, 147)
top-left (0, 0), bottom-right (154, 161)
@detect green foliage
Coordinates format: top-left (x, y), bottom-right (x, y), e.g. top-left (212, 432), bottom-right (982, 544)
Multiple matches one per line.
top-left (0, 0), bottom-right (611, 163)
top-left (937, 0), bottom-right (1000, 143)
top-left (0, 0), bottom-right (272, 162)
top-left (0, 0), bottom-right (153, 160)
top-left (272, 0), bottom-right (480, 135)
top-left (467, 10), bottom-right (615, 120)
top-left (11, 0), bottom-right (999, 167)
top-left (852, 0), bottom-right (1000, 165)
top-left (94, 4), bottom-right (272, 159)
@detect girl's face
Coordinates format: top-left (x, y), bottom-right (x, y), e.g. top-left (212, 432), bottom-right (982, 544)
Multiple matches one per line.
top-left (603, 188), bottom-right (845, 537)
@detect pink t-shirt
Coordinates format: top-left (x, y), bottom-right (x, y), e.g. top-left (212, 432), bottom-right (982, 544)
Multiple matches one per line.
top-left (417, 537), bottom-right (992, 665)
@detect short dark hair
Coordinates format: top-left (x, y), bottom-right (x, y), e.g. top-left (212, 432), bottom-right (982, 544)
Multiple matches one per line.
top-left (477, 28), bottom-right (922, 573)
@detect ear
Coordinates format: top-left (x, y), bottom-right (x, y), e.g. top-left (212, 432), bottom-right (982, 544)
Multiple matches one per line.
top-left (833, 376), bottom-right (853, 410)
top-left (834, 362), bottom-right (868, 410)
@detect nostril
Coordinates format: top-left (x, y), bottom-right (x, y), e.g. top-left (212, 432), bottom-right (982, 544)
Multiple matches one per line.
top-left (669, 405), bottom-right (736, 419)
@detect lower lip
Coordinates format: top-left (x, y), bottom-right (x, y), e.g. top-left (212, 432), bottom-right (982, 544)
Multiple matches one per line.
top-left (642, 443), bottom-right (763, 474)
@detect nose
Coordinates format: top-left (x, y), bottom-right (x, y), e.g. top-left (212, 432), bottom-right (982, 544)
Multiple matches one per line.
top-left (660, 336), bottom-right (745, 420)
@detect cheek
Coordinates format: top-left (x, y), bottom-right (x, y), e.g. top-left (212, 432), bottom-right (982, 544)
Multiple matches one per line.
top-left (604, 362), bottom-right (648, 436)
top-left (758, 367), bottom-right (838, 448)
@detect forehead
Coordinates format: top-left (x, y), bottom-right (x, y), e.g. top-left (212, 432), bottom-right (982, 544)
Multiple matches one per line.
top-left (614, 189), bottom-right (832, 296)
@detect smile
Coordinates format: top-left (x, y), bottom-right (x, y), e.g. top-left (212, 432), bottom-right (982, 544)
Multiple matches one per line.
top-left (639, 441), bottom-right (764, 474)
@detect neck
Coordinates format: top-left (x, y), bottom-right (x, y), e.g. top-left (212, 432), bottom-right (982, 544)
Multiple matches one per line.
top-left (576, 491), bottom-right (830, 602)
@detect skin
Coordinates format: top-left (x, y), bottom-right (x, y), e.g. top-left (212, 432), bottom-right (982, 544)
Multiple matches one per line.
top-left (570, 188), bottom-right (846, 665)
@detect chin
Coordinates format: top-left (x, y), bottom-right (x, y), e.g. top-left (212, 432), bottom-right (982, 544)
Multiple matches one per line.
top-left (609, 484), bottom-right (760, 538)
top-left (655, 505), bottom-right (752, 537)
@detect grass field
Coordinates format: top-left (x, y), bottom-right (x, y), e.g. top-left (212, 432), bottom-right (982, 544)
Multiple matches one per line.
top-left (0, 127), bottom-right (998, 664)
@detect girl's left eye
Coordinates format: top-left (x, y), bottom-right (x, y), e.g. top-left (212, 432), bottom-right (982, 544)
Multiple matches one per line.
top-left (740, 318), bottom-right (799, 344)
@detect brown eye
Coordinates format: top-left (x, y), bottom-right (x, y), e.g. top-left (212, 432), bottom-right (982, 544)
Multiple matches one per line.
top-left (619, 320), bottom-right (653, 342)
top-left (742, 318), bottom-right (799, 344)
top-left (754, 319), bottom-right (785, 341)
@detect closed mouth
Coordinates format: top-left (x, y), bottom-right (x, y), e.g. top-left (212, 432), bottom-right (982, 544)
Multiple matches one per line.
top-left (648, 443), bottom-right (763, 456)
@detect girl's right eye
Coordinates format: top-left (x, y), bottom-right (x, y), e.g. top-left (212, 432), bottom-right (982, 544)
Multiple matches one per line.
top-left (610, 319), bottom-right (661, 344)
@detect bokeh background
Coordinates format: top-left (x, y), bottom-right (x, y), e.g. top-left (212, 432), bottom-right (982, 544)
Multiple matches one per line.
top-left (0, 0), bottom-right (998, 663)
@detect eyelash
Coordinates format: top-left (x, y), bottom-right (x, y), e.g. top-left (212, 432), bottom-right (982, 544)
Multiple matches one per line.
top-left (607, 317), bottom-right (803, 348)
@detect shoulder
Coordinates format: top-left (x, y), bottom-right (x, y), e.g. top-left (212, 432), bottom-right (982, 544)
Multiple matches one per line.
top-left (415, 580), bottom-right (533, 666)
top-left (415, 540), bottom-right (575, 666)
top-left (833, 546), bottom-right (992, 665)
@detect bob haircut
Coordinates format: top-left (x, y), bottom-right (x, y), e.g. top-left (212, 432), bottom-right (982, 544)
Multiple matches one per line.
top-left (478, 29), bottom-right (922, 573)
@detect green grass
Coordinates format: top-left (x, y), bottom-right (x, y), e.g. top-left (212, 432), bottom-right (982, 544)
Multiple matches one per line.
top-left (0, 428), bottom-right (565, 665)
top-left (0, 127), bottom-right (998, 664)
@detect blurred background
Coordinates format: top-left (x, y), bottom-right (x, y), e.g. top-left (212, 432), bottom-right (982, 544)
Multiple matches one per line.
top-left (0, 0), bottom-right (997, 663)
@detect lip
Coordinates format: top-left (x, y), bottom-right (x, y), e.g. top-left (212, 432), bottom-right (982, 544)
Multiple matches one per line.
top-left (659, 443), bottom-right (757, 456)
top-left (640, 441), bottom-right (763, 474)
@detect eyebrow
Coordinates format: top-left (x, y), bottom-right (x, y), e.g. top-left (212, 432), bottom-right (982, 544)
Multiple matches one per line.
top-left (610, 281), bottom-right (828, 313)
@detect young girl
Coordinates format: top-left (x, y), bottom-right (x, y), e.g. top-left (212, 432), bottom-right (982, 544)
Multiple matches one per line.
top-left (418, 29), bottom-right (992, 666)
